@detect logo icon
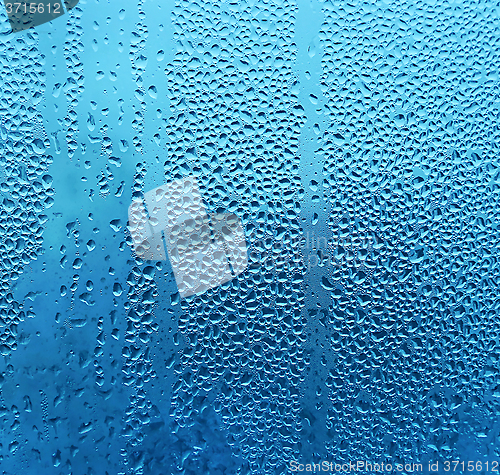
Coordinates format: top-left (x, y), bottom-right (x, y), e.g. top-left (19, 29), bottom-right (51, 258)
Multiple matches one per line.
top-left (128, 177), bottom-right (248, 298)
top-left (3, 0), bottom-right (78, 33)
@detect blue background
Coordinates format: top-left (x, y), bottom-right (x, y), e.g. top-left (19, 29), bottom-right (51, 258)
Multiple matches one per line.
top-left (0, 0), bottom-right (500, 473)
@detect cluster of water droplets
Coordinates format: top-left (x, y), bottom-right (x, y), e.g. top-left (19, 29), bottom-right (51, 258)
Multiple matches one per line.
top-left (119, 0), bottom-right (310, 472)
top-left (128, 0), bottom-right (148, 154)
top-left (0, 31), bottom-right (52, 358)
top-left (1, 0), bottom-right (500, 473)
top-left (303, 0), bottom-right (500, 465)
top-left (61, 5), bottom-right (84, 158)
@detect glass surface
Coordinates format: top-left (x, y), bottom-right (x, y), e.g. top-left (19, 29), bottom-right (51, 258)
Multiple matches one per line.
top-left (0, 0), bottom-right (499, 473)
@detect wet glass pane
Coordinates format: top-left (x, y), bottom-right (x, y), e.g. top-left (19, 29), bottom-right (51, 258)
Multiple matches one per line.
top-left (0, 0), bottom-right (499, 473)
